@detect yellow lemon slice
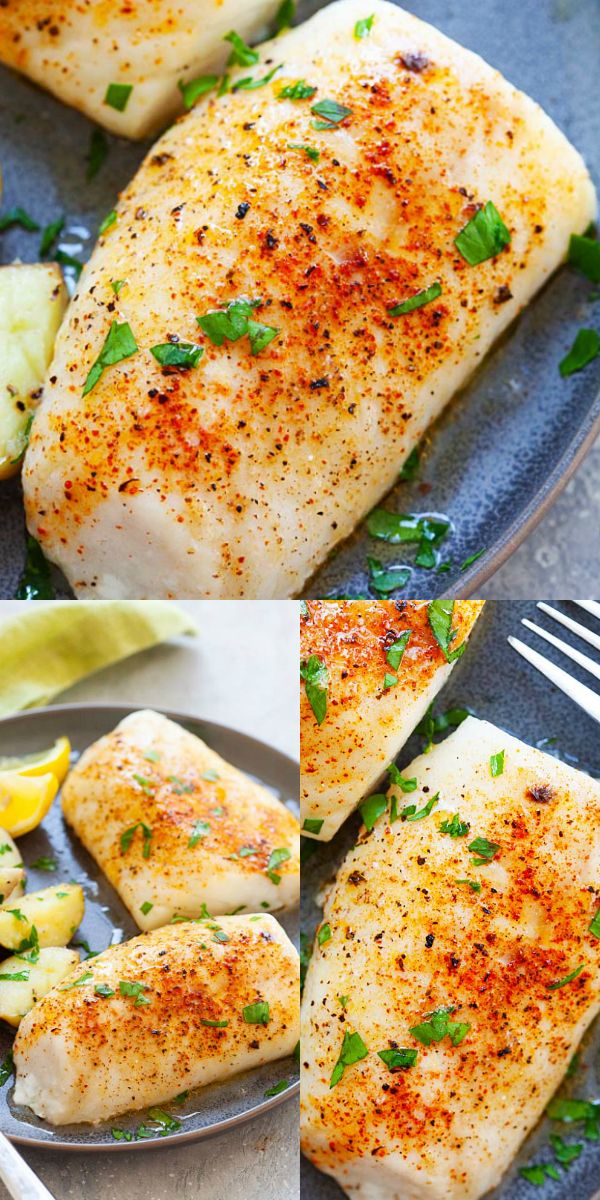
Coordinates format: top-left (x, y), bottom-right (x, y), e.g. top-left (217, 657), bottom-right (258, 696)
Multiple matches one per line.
top-left (0, 737), bottom-right (71, 785)
top-left (0, 771), bottom-right (59, 837)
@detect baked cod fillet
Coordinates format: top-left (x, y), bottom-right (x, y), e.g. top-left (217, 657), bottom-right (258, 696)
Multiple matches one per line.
top-left (301, 600), bottom-right (483, 840)
top-left (61, 709), bottom-right (299, 928)
top-left (23, 0), bottom-right (596, 599)
top-left (0, 0), bottom-right (281, 139)
top-left (301, 716), bottom-right (600, 1200)
top-left (14, 915), bottom-right (299, 1124)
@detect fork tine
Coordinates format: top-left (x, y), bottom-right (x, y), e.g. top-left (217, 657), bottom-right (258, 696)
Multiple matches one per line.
top-left (573, 600), bottom-right (600, 621)
top-left (521, 619), bottom-right (600, 683)
top-left (536, 602), bottom-right (600, 654)
top-left (508, 635), bottom-right (600, 725)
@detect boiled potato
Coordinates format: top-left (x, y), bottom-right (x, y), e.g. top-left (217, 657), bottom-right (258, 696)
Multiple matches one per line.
top-left (0, 868), bottom-right (25, 906)
top-left (0, 830), bottom-right (23, 868)
top-left (0, 946), bottom-right (79, 1026)
top-left (0, 263), bottom-right (67, 479)
top-left (0, 883), bottom-right (84, 950)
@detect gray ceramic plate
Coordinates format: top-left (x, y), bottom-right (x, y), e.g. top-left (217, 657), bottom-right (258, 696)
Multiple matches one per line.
top-left (0, 704), bottom-right (299, 1151)
top-left (301, 600), bottom-right (600, 1200)
top-left (1, 0), bottom-right (600, 599)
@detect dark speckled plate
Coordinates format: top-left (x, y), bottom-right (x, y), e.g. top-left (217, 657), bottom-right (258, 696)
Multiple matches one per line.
top-left (1, 0), bottom-right (600, 599)
top-left (0, 704), bottom-right (299, 1151)
top-left (301, 600), bottom-right (600, 1200)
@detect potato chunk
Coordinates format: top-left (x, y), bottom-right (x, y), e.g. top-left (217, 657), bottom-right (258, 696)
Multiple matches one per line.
top-left (0, 868), bottom-right (25, 906)
top-left (0, 947), bottom-right (80, 1026)
top-left (0, 263), bottom-right (67, 479)
top-left (0, 884), bottom-right (84, 950)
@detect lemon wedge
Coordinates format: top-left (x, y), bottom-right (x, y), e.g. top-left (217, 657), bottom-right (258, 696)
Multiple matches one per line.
top-left (0, 771), bottom-right (59, 837)
top-left (0, 736), bottom-right (71, 785)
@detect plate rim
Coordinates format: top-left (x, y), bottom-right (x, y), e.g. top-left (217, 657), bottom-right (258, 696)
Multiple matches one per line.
top-left (0, 701), bottom-right (300, 1153)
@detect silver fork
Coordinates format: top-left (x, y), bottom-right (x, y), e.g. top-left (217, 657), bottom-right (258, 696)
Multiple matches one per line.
top-left (508, 601), bottom-right (600, 724)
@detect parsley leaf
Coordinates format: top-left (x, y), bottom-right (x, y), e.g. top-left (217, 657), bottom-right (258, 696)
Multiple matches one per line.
top-left (367, 557), bottom-right (411, 595)
top-left (311, 99), bottom-right (352, 129)
top-left (454, 201), bottom-right (510, 265)
top-left (0, 1052), bottom-right (14, 1087)
top-left (151, 341), bottom-right (203, 369)
top-left (266, 846), bottom-right (291, 884)
top-left (264, 1079), bottom-right (289, 1097)
top-left (386, 630), bottom-right (411, 670)
top-left (86, 128), bottom-right (109, 181)
top-left (178, 75), bottom-right (219, 109)
top-left (274, 0), bottom-right (295, 31)
top-left (388, 281), bottom-right (442, 316)
top-left (82, 320), bottom-right (137, 396)
top-left (317, 923), bottom-right (331, 946)
top-left (30, 857), bottom-right (57, 871)
top-left (243, 1001), bottom-right (270, 1024)
top-left (279, 80), bottom-right (317, 100)
top-left (354, 15), bottom-right (375, 37)
top-left (98, 209), bottom-right (117, 235)
top-left (330, 1029), bottom-right (368, 1087)
top-left (387, 763), bottom-right (417, 793)
top-left (39, 216), bottom-right (64, 257)
top-left (439, 813), bottom-right (470, 838)
top-left (409, 1005), bottom-right (470, 1047)
top-left (300, 654), bottom-right (328, 725)
top-left (468, 836), bottom-right (500, 865)
top-left (398, 445), bottom-right (420, 481)
top-left (59, 970), bottom-right (94, 991)
top-left (232, 64), bottom-right (283, 92)
top-left (188, 820), bottom-right (210, 848)
top-left (15, 536), bottom-right (55, 600)
top-left (400, 792), bottom-right (439, 823)
top-left (547, 965), bottom-right (584, 991)
top-left (455, 878), bottom-right (481, 893)
top-left (589, 906), bottom-right (600, 938)
top-left (287, 142), bottom-right (320, 162)
top-left (119, 979), bottom-right (151, 1007)
top-left (359, 793), bottom-right (387, 831)
top-left (428, 600), bottom-right (466, 663)
top-left (559, 328), bottom-right (600, 377)
top-left (377, 1047), bottom-right (417, 1070)
top-left (0, 206), bottom-right (40, 233)
top-left (120, 821), bottom-right (152, 859)
top-left (490, 750), bottom-right (505, 777)
top-left (105, 83), bottom-right (133, 112)
top-left (302, 817), bottom-right (324, 834)
top-left (224, 30), bottom-right (259, 67)
top-left (568, 233), bottom-right (600, 284)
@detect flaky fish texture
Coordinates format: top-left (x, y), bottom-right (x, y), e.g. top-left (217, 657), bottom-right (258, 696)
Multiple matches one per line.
top-left (61, 710), bottom-right (299, 928)
top-left (300, 600), bottom-right (483, 840)
top-left (0, 0), bottom-right (281, 138)
top-left (300, 716), bottom-right (600, 1200)
top-left (23, 0), bottom-right (596, 597)
top-left (14, 915), bottom-right (299, 1124)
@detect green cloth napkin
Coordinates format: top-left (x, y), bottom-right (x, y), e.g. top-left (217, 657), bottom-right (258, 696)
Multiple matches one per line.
top-left (0, 601), bottom-right (197, 717)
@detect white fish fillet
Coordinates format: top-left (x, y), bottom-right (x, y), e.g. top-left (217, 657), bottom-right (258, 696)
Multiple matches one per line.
top-left (14, 915), bottom-right (299, 1124)
top-left (0, 0), bottom-right (281, 138)
top-left (23, 0), bottom-right (596, 597)
top-left (301, 600), bottom-right (483, 840)
top-left (301, 716), bottom-right (600, 1200)
top-left (61, 709), bottom-right (299, 928)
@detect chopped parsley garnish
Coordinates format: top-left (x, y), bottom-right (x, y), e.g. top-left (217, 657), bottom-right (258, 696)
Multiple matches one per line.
top-left (377, 1048), bottom-right (417, 1070)
top-left (279, 80), bottom-right (317, 100)
top-left (86, 128), bottom-right (109, 181)
top-left (82, 320), bottom-right (137, 396)
top-left (201, 1017), bottom-right (230, 1028)
top-left (120, 821), bottom-right (152, 859)
top-left (468, 836), bottom-right (500, 865)
top-left (98, 209), bottom-right (117, 235)
top-left (367, 557), bottom-right (411, 595)
top-left (399, 445), bottom-right (420, 481)
top-left (520, 1165), bottom-right (560, 1186)
top-left (197, 298), bottom-right (278, 355)
top-left (146, 1108), bottom-right (182, 1136)
top-left (133, 774), bottom-right (155, 794)
top-left (73, 938), bottom-right (99, 959)
top-left (386, 630), bottom-right (411, 670)
top-left (140, 901), bottom-right (153, 916)
top-left (409, 1005), bottom-right (470, 1047)
top-left (0, 970), bottom-right (29, 981)
top-left (589, 906), bottom-right (600, 938)
top-left (94, 983), bottom-right (115, 997)
top-left (0, 1052), bottom-right (14, 1087)
top-left (454, 201), bottom-right (510, 265)
top-left (105, 83), bottom-right (133, 112)
top-left (383, 673), bottom-right (398, 689)
top-left (302, 817), bottom-right (324, 834)
top-left (559, 328), bottom-right (600, 377)
top-left (201, 770), bottom-right (219, 781)
top-left (111, 1128), bottom-right (133, 1142)
top-left (150, 341), bottom-right (203, 369)
top-left (0, 206), bottom-right (39, 233)
top-left (287, 142), bottom-right (320, 162)
top-left (167, 775), bottom-right (195, 795)
top-left (489, 750), bottom-right (505, 777)
top-left (300, 654), bottom-right (328, 725)
top-left (178, 75), bottom-right (219, 109)
top-left (547, 965), bottom-right (584, 991)
top-left (55, 249), bottom-right (84, 278)
top-left (359, 793), bottom-right (387, 831)
top-left (455, 878), bottom-right (481, 893)
top-left (232, 64), bottom-right (283, 92)
top-left (311, 99), bottom-right (352, 129)
top-left (274, 0), bottom-right (294, 31)
top-left (428, 600), bottom-right (466, 663)
top-left (224, 30), bottom-right (259, 67)
top-left (330, 1029), bottom-right (368, 1087)
top-left (399, 792), bottom-right (439, 823)
top-left (440, 813), bottom-right (470, 838)
top-left (188, 820), bottom-right (211, 848)
top-left (549, 1133), bottom-right (583, 1165)
top-left (266, 846), bottom-right (291, 884)
top-left (143, 750), bottom-right (160, 762)
top-left (368, 509), bottom-right (427, 542)
top-left (318, 923), bottom-right (332, 946)
top-left (119, 980), bottom-right (150, 1007)
top-left (30, 857), bottom-right (57, 871)
top-left (39, 216), bottom-right (64, 258)
top-left (354, 14), bottom-right (374, 37)
top-left (568, 233), bottom-right (600, 283)
top-left (243, 1001), bottom-right (270, 1024)
top-left (59, 971), bottom-right (94, 991)
top-left (387, 762), bottom-right (417, 792)
top-left (388, 281), bottom-right (441, 317)
top-left (264, 1079), bottom-right (288, 1097)
top-left (238, 846), bottom-right (257, 857)
top-left (300, 931), bottom-right (312, 992)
